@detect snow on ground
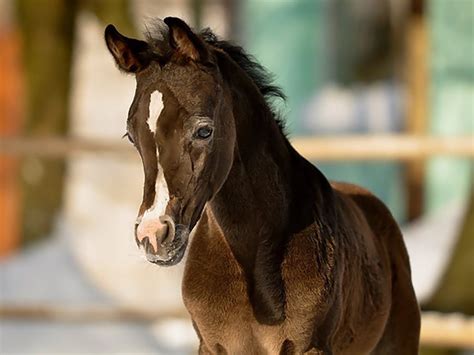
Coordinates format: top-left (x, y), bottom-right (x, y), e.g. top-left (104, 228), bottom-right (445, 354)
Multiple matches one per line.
top-left (403, 199), bottom-right (468, 303)
top-left (0, 230), bottom-right (196, 354)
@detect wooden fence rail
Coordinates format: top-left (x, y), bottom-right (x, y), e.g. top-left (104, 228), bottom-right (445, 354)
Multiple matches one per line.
top-left (0, 135), bottom-right (473, 160)
top-left (421, 311), bottom-right (474, 349)
top-left (0, 306), bottom-right (472, 349)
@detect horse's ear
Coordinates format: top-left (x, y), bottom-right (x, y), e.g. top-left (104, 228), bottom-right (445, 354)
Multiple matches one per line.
top-left (164, 17), bottom-right (208, 62)
top-left (104, 24), bottom-right (150, 73)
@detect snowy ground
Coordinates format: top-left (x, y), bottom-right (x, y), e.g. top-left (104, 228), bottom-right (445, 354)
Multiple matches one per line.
top-left (0, 231), bottom-right (196, 354)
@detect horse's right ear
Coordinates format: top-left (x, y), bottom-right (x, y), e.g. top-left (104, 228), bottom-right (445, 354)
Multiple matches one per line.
top-left (104, 24), bottom-right (150, 73)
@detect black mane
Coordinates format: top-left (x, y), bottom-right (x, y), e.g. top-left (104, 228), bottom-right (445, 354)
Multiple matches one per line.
top-left (200, 29), bottom-right (287, 132)
top-left (200, 29), bottom-right (285, 102)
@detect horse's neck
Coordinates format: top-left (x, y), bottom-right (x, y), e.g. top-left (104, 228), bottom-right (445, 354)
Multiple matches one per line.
top-left (210, 98), bottom-right (292, 264)
top-left (209, 88), bottom-right (332, 263)
top-left (208, 93), bottom-right (295, 321)
top-left (206, 56), bottom-right (336, 323)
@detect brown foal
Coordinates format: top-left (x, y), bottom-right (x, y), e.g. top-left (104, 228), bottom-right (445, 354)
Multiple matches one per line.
top-left (105, 17), bottom-right (420, 354)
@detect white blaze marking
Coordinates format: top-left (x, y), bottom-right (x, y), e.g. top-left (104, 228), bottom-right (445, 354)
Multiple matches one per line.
top-left (148, 90), bottom-right (163, 134)
top-left (136, 164), bottom-right (170, 253)
top-left (153, 162), bottom-right (170, 217)
top-left (136, 90), bottom-right (169, 256)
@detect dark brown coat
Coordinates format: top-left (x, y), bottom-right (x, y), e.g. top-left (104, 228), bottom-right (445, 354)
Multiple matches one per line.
top-left (105, 17), bottom-right (421, 354)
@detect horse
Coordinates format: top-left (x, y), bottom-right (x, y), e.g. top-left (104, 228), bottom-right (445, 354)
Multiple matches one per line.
top-left (104, 17), bottom-right (420, 354)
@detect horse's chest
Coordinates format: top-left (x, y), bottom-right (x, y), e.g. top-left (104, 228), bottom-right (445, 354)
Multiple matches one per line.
top-left (182, 232), bottom-right (264, 352)
top-left (182, 229), bottom-right (325, 354)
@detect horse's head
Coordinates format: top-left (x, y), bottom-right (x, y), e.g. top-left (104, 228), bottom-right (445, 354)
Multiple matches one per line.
top-left (105, 17), bottom-right (235, 266)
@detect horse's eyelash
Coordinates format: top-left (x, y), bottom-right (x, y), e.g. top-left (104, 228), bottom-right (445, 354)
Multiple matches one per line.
top-left (122, 132), bottom-right (134, 144)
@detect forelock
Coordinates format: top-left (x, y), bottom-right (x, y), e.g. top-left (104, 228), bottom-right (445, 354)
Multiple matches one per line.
top-left (144, 19), bottom-right (172, 57)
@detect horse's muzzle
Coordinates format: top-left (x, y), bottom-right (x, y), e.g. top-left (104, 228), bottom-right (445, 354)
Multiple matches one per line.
top-left (135, 215), bottom-right (189, 266)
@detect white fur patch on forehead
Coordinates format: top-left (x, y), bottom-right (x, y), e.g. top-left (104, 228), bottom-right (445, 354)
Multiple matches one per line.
top-left (148, 90), bottom-right (163, 134)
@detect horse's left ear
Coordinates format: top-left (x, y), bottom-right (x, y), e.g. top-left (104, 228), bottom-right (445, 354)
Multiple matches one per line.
top-left (164, 17), bottom-right (208, 62)
top-left (104, 24), bottom-right (151, 73)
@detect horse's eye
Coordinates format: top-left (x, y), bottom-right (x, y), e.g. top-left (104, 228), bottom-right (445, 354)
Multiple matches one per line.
top-left (195, 126), bottom-right (213, 140)
top-left (122, 132), bottom-right (134, 145)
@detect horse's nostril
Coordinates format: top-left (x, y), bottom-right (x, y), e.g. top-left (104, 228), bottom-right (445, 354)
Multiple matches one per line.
top-left (155, 224), bottom-right (169, 245)
top-left (158, 215), bottom-right (176, 245)
top-left (135, 215), bottom-right (176, 255)
top-left (142, 237), bottom-right (151, 253)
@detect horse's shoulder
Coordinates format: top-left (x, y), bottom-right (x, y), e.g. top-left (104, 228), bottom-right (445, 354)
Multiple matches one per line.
top-left (328, 180), bottom-right (401, 263)
top-left (329, 180), bottom-right (406, 266)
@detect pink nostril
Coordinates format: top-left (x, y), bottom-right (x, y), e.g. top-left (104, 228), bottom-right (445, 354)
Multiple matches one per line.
top-left (136, 217), bottom-right (166, 253)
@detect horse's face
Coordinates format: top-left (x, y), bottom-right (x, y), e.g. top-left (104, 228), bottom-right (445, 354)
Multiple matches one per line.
top-left (105, 18), bottom-right (235, 266)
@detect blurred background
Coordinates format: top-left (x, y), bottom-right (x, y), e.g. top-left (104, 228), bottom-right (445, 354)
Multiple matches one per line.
top-left (0, 0), bottom-right (472, 354)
